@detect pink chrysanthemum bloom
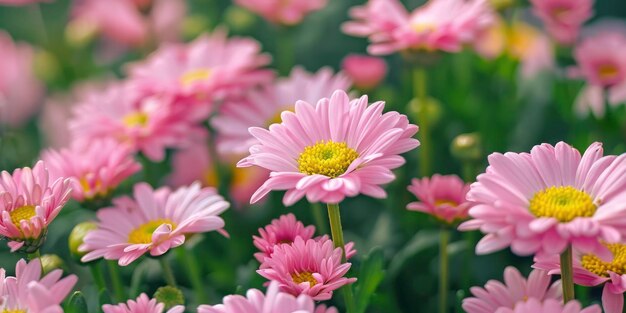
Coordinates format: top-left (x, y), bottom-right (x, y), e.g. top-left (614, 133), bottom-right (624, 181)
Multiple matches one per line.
top-left (0, 161), bottom-right (71, 253)
top-left (498, 298), bottom-right (601, 313)
top-left (42, 139), bottom-right (142, 202)
top-left (342, 0), bottom-right (493, 55)
top-left (233, 0), bottom-right (327, 26)
top-left (237, 90), bottom-right (419, 206)
top-left (407, 174), bottom-right (472, 224)
top-left (253, 213), bottom-right (316, 263)
top-left (459, 142), bottom-right (626, 258)
top-left (462, 266), bottom-right (561, 313)
top-left (0, 259), bottom-right (77, 313)
top-left (257, 237), bottom-right (356, 301)
top-left (103, 293), bottom-right (184, 313)
top-left (341, 54), bottom-right (387, 90)
top-left (198, 281), bottom-right (337, 313)
top-left (70, 83), bottom-right (206, 162)
top-left (529, 0), bottom-right (593, 45)
top-left (212, 66), bottom-right (351, 155)
top-left (80, 182), bottom-right (230, 266)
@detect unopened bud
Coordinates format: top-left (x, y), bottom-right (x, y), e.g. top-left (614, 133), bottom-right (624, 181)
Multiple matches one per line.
top-left (451, 133), bottom-right (483, 162)
top-left (40, 254), bottom-right (65, 274)
top-left (182, 15), bottom-right (210, 41)
top-left (65, 19), bottom-right (98, 48)
top-left (68, 221), bottom-right (98, 260)
top-left (154, 286), bottom-right (185, 310)
top-left (224, 6), bottom-right (256, 32)
top-left (408, 97), bottom-right (442, 127)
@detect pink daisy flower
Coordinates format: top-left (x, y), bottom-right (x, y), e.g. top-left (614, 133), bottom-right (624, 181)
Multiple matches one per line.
top-left (407, 174), bottom-right (472, 224)
top-left (253, 213), bottom-right (316, 263)
top-left (212, 66), bottom-right (351, 155)
top-left (257, 237), bottom-right (356, 301)
top-left (342, 0), bottom-right (494, 55)
top-left (0, 259), bottom-right (77, 313)
top-left (79, 182), bottom-right (230, 266)
top-left (103, 293), bottom-right (184, 313)
top-left (530, 0), bottom-right (593, 45)
top-left (42, 139), bottom-right (142, 202)
top-left (459, 142), bottom-right (626, 257)
top-left (233, 0), bottom-right (327, 25)
top-left (341, 54), bottom-right (387, 90)
top-left (462, 266), bottom-right (561, 313)
top-left (198, 281), bottom-right (337, 313)
top-left (0, 161), bottom-right (72, 253)
top-left (498, 298), bottom-right (601, 313)
top-left (237, 90), bottom-right (419, 206)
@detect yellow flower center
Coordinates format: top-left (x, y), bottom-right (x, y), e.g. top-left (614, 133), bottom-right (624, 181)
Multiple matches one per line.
top-left (180, 69), bottom-right (212, 87)
top-left (80, 177), bottom-right (106, 199)
top-left (297, 140), bottom-right (359, 178)
top-left (411, 22), bottom-right (436, 34)
top-left (122, 112), bottom-right (149, 128)
top-left (9, 205), bottom-right (36, 232)
top-left (128, 219), bottom-right (177, 244)
top-left (434, 199), bottom-right (458, 207)
top-left (528, 186), bottom-right (596, 222)
top-left (581, 243), bottom-right (626, 277)
top-left (2, 310), bottom-right (27, 313)
top-left (598, 64), bottom-right (620, 81)
top-left (267, 106), bottom-right (294, 126)
top-left (291, 271), bottom-right (317, 287)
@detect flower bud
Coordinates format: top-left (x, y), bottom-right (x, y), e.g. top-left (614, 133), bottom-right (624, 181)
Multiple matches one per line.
top-left (450, 133), bottom-right (483, 163)
top-left (225, 6), bottom-right (256, 32)
top-left (40, 254), bottom-right (65, 275)
top-left (154, 286), bottom-right (185, 310)
top-left (341, 54), bottom-right (388, 90)
top-left (68, 221), bottom-right (98, 260)
top-left (182, 15), bottom-right (210, 41)
top-left (408, 97), bottom-right (442, 127)
top-left (65, 18), bottom-right (99, 48)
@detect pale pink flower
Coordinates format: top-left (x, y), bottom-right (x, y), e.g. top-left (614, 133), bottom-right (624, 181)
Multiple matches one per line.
top-left (497, 298), bottom-right (601, 313)
top-left (0, 31), bottom-right (44, 127)
top-left (0, 259), bottom-right (77, 313)
top-left (530, 0), bottom-right (593, 44)
top-left (407, 174), bottom-right (472, 223)
top-left (257, 237), bottom-right (356, 301)
top-left (0, 161), bottom-right (71, 253)
top-left (238, 90), bottom-right (419, 206)
top-left (462, 266), bottom-right (561, 313)
top-left (213, 66), bottom-right (351, 155)
top-left (42, 139), bottom-right (142, 201)
top-left (459, 142), bottom-right (626, 258)
top-left (103, 293), bottom-right (184, 313)
top-left (253, 213), bottom-right (316, 263)
top-left (80, 182), bottom-right (229, 266)
top-left (342, 0), bottom-right (494, 55)
top-left (199, 281), bottom-right (336, 313)
top-left (341, 54), bottom-right (387, 90)
top-left (233, 0), bottom-right (327, 25)
top-left (0, 0), bottom-right (50, 5)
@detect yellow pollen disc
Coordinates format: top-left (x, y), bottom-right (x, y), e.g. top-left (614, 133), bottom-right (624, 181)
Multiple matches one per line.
top-left (128, 219), bottom-right (177, 244)
top-left (297, 140), bottom-right (359, 178)
top-left (599, 64), bottom-right (619, 81)
top-left (80, 177), bottom-right (106, 198)
top-left (180, 69), bottom-right (212, 87)
top-left (291, 271), bottom-right (317, 287)
top-left (581, 243), bottom-right (626, 277)
top-left (122, 112), bottom-right (149, 128)
top-left (434, 199), bottom-right (458, 207)
top-left (9, 205), bottom-right (36, 231)
top-left (528, 186), bottom-right (596, 222)
top-left (411, 22), bottom-right (436, 34)
top-left (2, 310), bottom-right (27, 313)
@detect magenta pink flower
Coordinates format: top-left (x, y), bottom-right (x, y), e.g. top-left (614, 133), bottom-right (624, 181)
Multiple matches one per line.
top-left (341, 54), bottom-right (387, 90)
top-left (407, 174), bottom-right (472, 223)
top-left (498, 298), bottom-right (601, 313)
top-left (238, 90), bottom-right (419, 206)
top-left (253, 213), bottom-right (316, 263)
top-left (103, 293), bottom-right (184, 313)
top-left (462, 266), bottom-right (561, 313)
top-left (257, 237), bottom-right (356, 301)
top-left (80, 182), bottom-right (229, 266)
top-left (342, 0), bottom-right (493, 55)
top-left (233, 0), bottom-right (327, 25)
top-left (0, 259), bottom-right (77, 313)
top-left (213, 66), bottom-right (351, 155)
top-left (530, 0), bottom-right (593, 44)
top-left (0, 161), bottom-right (71, 253)
top-left (459, 142), bottom-right (626, 258)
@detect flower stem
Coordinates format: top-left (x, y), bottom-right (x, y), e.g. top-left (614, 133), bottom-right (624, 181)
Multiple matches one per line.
top-left (107, 261), bottom-right (126, 302)
top-left (89, 262), bottom-right (106, 292)
top-left (439, 228), bottom-right (450, 313)
top-left (311, 202), bottom-right (329, 235)
top-left (27, 249), bottom-right (41, 261)
top-left (413, 67), bottom-right (431, 177)
top-left (175, 247), bottom-right (206, 303)
top-left (560, 245), bottom-right (575, 303)
top-left (277, 26), bottom-right (295, 76)
top-left (326, 203), bottom-right (356, 313)
top-left (159, 258), bottom-right (178, 287)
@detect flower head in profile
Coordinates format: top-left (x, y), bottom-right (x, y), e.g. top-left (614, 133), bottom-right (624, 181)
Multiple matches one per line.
top-left (462, 266), bottom-right (561, 313)
top-left (238, 90), bottom-right (419, 206)
top-left (253, 213), bottom-right (316, 263)
top-left (498, 298), bottom-right (601, 313)
top-left (103, 293), bottom-right (184, 313)
top-left (530, 0), bottom-right (593, 44)
top-left (198, 281), bottom-right (337, 313)
top-left (80, 182), bottom-right (230, 266)
top-left (0, 161), bottom-right (72, 253)
top-left (257, 237), bottom-right (356, 301)
top-left (42, 139), bottom-right (142, 202)
top-left (459, 142), bottom-right (626, 258)
top-left (233, 0), bottom-right (328, 25)
top-left (407, 174), bottom-right (472, 224)
top-left (342, 0), bottom-right (493, 55)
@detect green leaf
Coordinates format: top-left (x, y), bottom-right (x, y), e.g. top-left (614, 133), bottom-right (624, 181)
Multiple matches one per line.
top-left (98, 289), bottom-right (113, 313)
top-left (66, 291), bottom-right (88, 313)
top-left (354, 248), bottom-right (385, 313)
top-left (388, 230), bottom-right (439, 279)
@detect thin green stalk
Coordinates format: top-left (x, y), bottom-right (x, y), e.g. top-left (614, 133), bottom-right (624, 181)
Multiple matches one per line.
top-left (89, 262), bottom-right (106, 292)
top-left (326, 203), bottom-right (356, 313)
top-left (159, 258), bottom-right (178, 287)
top-left (439, 229), bottom-right (450, 313)
top-left (560, 246), bottom-right (575, 302)
top-left (175, 247), bottom-right (206, 303)
top-left (107, 261), bottom-right (126, 302)
top-left (311, 202), bottom-right (329, 235)
top-left (277, 26), bottom-right (295, 76)
top-left (413, 67), bottom-right (431, 177)
top-left (27, 249), bottom-right (41, 261)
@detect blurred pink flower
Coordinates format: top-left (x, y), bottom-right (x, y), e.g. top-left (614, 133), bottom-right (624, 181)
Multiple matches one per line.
top-left (0, 161), bottom-right (71, 253)
top-left (253, 213), bottom-right (316, 263)
top-left (234, 0), bottom-right (327, 25)
top-left (212, 66), bottom-right (351, 155)
top-left (530, 0), bottom-right (593, 44)
top-left (103, 293), bottom-right (184, 313)
top-left (238, 90), bottom-right (419, 206)
top-left (80, 182), bottom-right (229, 266)
top-left (459, 142), bottom-right (626, 258)
top-left (499, 298), bottom-right (601, 313)
top-left (462, 266), bottom-right (561, 313)
top-left (0, 259), bottom-right (77, 312)
top-left (341, 54), bottom-right (387, 90)
top-left (257, 237), bottom-right (356, 301)
top-left (42, 139), bottom-right (142, 201)
top-left (0, 0), bottom-right (50, 5)
top-left (198, 281), bottom-right (337, 313)
top-left (0, 31), bottom-right (44, 127)
top-left (342, 0), bottom-right (494, 55)
top-left (407, 174), bottom-right (472, 223)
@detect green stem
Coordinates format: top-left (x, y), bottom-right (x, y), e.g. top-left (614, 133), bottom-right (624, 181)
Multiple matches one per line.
top-left (311, 202), bottom-right (329, 235)
top-left (277, 26), bottom-right (295, 76)
top-left (175, 247), bottom-right (206, 303)
top-left (326, 203), bottom-right (356, 313)
top-left (27, 249), bottom-right (41, 261)
top-left (89, 262), bottom-right (106, 292)
top-left (413, 67), bottom-right (431, 177)
top-left (107, 261), bottom-right (126, 302)
top-left (560, 246), bottom-right (575, 303)
top-left (159, 258), bottom-right (178, 287)
top-left (439, 229), bottom-right (450, 313)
